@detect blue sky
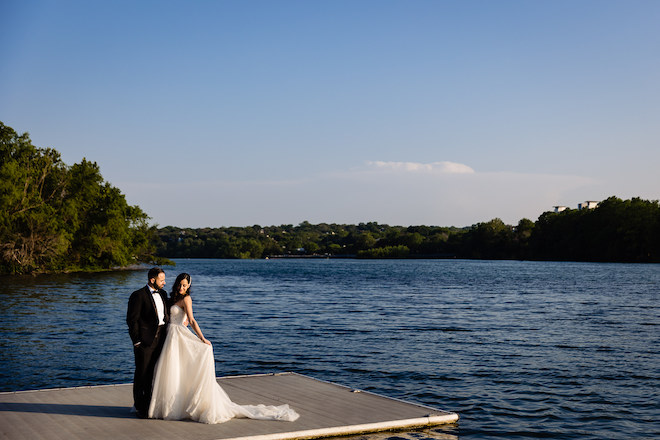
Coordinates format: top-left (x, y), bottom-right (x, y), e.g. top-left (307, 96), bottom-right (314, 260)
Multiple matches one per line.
top-left (2, 0), bottom-right (659, 227)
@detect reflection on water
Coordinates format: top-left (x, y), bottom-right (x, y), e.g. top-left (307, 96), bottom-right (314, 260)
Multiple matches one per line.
top-left (1, 259), bottom-right (658, 440)
top-left (344, 426), bottom-right (458, 440)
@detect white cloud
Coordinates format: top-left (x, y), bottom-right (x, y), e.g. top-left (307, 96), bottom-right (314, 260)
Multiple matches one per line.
top-left (366, 161), bottom-right (475, 174)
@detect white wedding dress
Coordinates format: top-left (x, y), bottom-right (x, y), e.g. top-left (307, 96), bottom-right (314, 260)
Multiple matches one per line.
top-left (148, 305), bottom-right (299, 424)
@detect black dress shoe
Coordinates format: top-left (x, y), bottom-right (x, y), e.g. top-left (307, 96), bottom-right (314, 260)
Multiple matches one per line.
top-left (135, 410), bottom-right (147, 419)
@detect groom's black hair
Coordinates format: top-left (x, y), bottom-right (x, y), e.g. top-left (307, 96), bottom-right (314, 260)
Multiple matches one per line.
top-left (148, 267), bottom-right (164, 281)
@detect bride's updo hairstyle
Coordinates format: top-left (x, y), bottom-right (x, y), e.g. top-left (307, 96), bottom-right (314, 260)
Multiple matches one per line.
top-left (169, 272), bottom-right (192, 307)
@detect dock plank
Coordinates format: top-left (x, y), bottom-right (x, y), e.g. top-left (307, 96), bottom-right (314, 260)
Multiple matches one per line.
top-left (0, 372), bottom-right (458, 440)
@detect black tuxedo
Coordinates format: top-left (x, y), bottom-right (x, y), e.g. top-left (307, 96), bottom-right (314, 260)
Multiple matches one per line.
top-left (126, 285), bottom-right (170, 416)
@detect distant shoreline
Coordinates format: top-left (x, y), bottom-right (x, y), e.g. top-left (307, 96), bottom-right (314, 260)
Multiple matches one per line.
top-left (266, 253), bottom-right (458, 259)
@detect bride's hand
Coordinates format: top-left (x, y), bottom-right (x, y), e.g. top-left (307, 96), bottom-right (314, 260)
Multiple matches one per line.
top-left (202, 338), bottom-right (211, 346)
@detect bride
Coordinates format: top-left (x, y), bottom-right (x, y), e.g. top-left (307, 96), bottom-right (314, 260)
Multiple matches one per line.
top-left (148, 273), bottom-right (300, 424)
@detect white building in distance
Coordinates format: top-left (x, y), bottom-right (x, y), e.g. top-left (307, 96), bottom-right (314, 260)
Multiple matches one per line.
top-left (552, 201), bottom-right (600, 213)
top-left (578, 201), bottom-right (599, 210)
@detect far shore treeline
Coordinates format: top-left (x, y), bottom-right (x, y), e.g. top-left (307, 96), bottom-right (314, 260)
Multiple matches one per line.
top-left (2, 121), bottom-right (659, 275)
top-left (155, 196), bottom-right (660, 263)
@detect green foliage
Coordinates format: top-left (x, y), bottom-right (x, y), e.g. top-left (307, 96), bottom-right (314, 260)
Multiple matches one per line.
top-left (0, 121), bottom-right (160, 274)
top-left (154, 198), bottom-right (660, 263)
top-left (156, 222), bottom-right (465, 259)
top-left (458, 218), bottom-right (515, 259)
top-left (357, 245), bottom-right (410, 258)
top-left (530, 197), bottom-right (660, 262)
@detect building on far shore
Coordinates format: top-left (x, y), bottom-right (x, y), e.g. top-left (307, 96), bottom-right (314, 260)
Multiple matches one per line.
top-left (552, 201), bottom-right (600, 213)
top-left (578, 201), bottom-right (599, 210)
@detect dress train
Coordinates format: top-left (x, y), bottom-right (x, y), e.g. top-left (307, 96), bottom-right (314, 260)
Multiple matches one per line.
top-left (148, 305), bottom-right (299, 424)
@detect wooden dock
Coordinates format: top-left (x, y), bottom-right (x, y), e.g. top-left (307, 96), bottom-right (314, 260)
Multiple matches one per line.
top-left (0, 372), bottom-right (458, 440)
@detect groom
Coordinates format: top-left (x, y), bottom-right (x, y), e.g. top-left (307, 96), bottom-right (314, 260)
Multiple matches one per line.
top-left (126, 267), bottom-right (170, 418)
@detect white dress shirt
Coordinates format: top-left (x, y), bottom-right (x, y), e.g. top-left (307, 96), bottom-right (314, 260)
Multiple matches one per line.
top-left (150, 286), bottom-right (166, 325)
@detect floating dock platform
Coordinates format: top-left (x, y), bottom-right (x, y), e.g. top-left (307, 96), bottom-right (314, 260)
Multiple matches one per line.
top-left (0, 372), bottom-right (458, 440)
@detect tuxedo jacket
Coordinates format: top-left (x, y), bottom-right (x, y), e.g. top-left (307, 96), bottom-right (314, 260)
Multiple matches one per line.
top-left (127, 286), bottom-right (170, 347)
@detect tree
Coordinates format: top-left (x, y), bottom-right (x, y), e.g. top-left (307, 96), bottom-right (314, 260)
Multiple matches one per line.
top-left (514, 218), bottom-right (535, 259)
top-left (461, 218), bottom-right (514, 259)
top-left (0, 122), bottom-right (69, 272)
top-left (354, 232), bottom-right (377, 250)
top-left (0, 121), bottom-right (159, 274)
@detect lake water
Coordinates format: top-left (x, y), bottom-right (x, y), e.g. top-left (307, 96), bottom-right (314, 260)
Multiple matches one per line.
top-left (1, 259), bottom-right (658, 439)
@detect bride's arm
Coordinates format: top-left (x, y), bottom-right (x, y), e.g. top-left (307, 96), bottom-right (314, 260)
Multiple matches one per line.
top-left (182, 295), bottom-right (211, 345)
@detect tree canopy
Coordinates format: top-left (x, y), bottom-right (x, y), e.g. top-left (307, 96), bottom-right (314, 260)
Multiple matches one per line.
top-left (0, 121), bottom-right (161, 274)
top-left (154, 197), bottom-right (660, 263)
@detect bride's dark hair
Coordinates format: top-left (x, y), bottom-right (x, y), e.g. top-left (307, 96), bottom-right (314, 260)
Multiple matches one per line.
top-left (169, 273), bottom-right (192, 307)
